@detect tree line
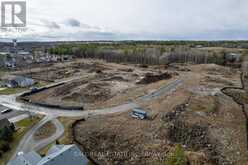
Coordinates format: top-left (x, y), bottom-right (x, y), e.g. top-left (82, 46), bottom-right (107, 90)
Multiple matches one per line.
top-left (48, 44), bottom-right (242, 66)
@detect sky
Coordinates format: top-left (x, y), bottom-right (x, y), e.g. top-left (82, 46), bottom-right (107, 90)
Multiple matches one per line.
top-left (0, 0), bottom-right (248, 41)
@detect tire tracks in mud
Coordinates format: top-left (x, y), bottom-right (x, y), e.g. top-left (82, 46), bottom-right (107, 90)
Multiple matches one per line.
top-left (221, 72), bottom-right (248, 149)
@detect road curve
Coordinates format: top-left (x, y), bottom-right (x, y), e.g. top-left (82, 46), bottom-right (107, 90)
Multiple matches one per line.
top-left (5, 78), bottom-right (182, 161)
top-left (0, 96), bottom-right (139, 117)
top-left (11, 115), bottom-right (54, 159)
top-left (32, 118), bottom-right (64, 152)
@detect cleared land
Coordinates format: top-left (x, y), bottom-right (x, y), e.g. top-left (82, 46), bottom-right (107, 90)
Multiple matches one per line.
top-left (2, 51), bottom-right (247, 164)
top-left (71, 64), bottom-right (247, 164)
top-left (17, 59), bottom-right (176, 109)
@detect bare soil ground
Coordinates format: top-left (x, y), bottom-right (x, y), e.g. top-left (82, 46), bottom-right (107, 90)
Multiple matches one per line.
top-left (20, 59), bottom-right (176, 109)
top-left (11, 59), bottom-right (247, 164)
top-left (34, 121), bottom-right (56, 141)
top-left (72, 63), bottom-right (248, 165)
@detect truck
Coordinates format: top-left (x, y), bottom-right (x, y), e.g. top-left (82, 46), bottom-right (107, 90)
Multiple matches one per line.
top-left (130, 108), bottom-right (147, 120)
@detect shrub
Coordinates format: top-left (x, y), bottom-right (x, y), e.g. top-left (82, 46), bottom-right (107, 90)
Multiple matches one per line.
top-left (10, 123), bottom-right (15, 132)
top-left (0, 140), bottom-right (10, 152)
top-left (165, 144), bottom-right (187, 165)
top-left (0, 126), bottom-right (13, 141)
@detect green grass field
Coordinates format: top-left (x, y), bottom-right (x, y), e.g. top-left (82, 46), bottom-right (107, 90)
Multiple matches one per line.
top-left (0, 88), bottom-right (28, 95)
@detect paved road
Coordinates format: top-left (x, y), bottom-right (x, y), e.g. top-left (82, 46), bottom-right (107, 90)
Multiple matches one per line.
top-left (3, 78), bottom-right (182, 160)
top-left (8, 101), bottom-right (139, 160)
top-left (12, 116), bottom-right (64, 156)
top-left (0, 105), bottom-right (27, 122)
top-left (139, 79), bottom-right (183, 101)
top-left (0, 95), bottom-right (139, 117)
top-left (33, 118), bottom-right (64, 152)
top-left (11, 115), bottom-right (53, 159)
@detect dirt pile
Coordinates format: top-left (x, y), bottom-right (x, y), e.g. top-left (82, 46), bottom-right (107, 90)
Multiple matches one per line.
top-left (78, 130), bottom-right (142, 164)
top-left (53, 81), bottom-right (87, 97)
top-left (73, 117), bottom-right (169, 165)
top-left (34, 121), bottom-right (56, 140)
top-left (87, 62), bottom-right (110, 73)
top-left (161, 104), bottom-right (186, 122)
top-left (137, 72), bottom-right (172, 84)
top-left (167, 120), bottom-right (210, 150)
top-left (81, 82), bottom-right (112, 103)
top-left (159, 100), bottom-right (229, 165)
top-left (168, 64), bottom-right (191, 72)
top-left (166, 120), bottom-right (228, 164)
top-left (63, 82), bottom-right (112, 103)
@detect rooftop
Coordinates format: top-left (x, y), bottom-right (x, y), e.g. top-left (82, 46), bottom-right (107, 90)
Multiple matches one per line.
top-left (8, 144), bottom-right (89, 165)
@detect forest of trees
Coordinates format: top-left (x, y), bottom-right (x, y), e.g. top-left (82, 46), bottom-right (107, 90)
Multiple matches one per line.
top-left (48, 42), bottom-right (243, 66)
top-left (44, 40), bottom-right (248, 49)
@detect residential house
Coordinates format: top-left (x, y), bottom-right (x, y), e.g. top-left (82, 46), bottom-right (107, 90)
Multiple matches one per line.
top-left (4, 76), bottom-right (34, 88)
top-left (18, 51), bottom-right (31, 56)
top-left (225, 53), bottom-right (241, 63)
top-left (8, 151), bottom-right (42, 165)
top-left (8, 144), bottom-right (89, 165)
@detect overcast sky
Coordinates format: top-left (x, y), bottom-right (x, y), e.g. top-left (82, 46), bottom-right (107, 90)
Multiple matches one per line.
top-left (1, 0), bottom-right (248, 41)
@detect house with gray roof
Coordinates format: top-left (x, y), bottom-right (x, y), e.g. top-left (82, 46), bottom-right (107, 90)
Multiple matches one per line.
top-left (4, 76), bottom-right (34, 88)
top-left (8, 144), bottom-right (89, 165)
top-left (226, 53), bottom-right (241, 63)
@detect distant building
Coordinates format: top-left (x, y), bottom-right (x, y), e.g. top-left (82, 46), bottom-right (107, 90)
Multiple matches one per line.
top-left (5, 62), bottom-right (16, 68)
top-left (225, 53), bottom-right (241, 63)
top-left (8, 144), bottom-right (89, 165)
top-left (4, 76), bottom-right (34, 88)
top-left (195, 45), bottom-right (203, 48)
top-left (18, 51), bottom-right (31, 56)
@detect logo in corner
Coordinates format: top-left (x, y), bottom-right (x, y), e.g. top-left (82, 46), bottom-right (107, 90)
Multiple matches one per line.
top-left (1, 1), bottom-right (26, 27)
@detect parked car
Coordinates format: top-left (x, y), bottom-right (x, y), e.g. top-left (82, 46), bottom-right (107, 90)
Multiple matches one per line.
top-left (1, 108), bottom-right (13, 114)
top-left (30, 87), bottom-right (38, 92)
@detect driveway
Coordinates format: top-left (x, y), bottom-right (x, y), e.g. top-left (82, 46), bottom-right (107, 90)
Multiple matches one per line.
top-left (0, 105), bottom-right (27, 122)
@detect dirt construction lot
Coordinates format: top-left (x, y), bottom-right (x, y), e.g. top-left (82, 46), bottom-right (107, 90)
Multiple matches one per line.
top-left (72, 64), bottom-right (248, 165)
top-left (12, 59), bottom-right (248, 164)
top-left (19, 59), bottom-right (176, 109)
